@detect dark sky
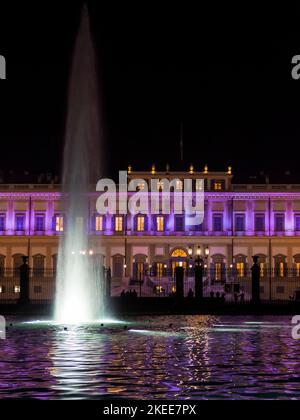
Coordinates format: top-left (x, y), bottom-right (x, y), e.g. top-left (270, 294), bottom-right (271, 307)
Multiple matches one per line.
top-left (1, 2), bottom-right (300, 181)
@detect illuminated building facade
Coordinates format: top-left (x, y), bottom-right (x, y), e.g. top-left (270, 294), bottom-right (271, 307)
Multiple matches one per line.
top-left (1, 167), bottom-right (300, 287)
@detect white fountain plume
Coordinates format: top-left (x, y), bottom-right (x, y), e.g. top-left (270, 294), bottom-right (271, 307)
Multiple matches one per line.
top-left (55, 5), bottom-right (104, 323)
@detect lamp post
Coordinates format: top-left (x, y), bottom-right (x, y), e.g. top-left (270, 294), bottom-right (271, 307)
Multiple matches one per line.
top-left (188, 246), bottom-right (210, 300)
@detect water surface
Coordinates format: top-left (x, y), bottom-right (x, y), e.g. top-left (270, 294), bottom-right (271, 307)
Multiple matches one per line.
top-left (0, 315), bottom-right (299, 399)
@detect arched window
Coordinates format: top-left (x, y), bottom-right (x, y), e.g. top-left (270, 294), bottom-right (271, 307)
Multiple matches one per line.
top-left (274, 254), bottom-right (287, 278)
top-left (133, 254), bottom-right (147, 280)
top-left (112, 254), bottom-right (124, 278)
top-left (33, 254), bottom-right (45, 276)
top-left (13, 254), bottom-right (25, 271)
top-left (171, 248), bottom-right (188, 258)
top-left (52, 254), bottom-right (58, 272)
top-left (254, 254), bottom-right (267, 277)
top-left (0, 254), bottom-right (5, 277)
top-left (211, 254), bottom-right (226, 281)
top-left (233, 254), bottom-right (247, 277)
top-left (293, 254), bottom-right (300, 277)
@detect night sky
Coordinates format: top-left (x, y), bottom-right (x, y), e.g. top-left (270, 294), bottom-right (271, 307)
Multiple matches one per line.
top-left (1, 2), bottom-right (300, 182)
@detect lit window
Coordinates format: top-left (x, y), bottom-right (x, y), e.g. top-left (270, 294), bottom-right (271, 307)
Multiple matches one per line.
top-left (157, 181), bottom-right (164, 191)
top-left (115, 216), bottom-right (123, 232)
top-left (14, 285), bottom-right (20, 293)
top-left (137, 216), bottom-right (145, 232)
top-left (156, 216), bottom-right (164, 232)
top-left (215, 263), bottom-right (222, 280)
top-left (279, 262), bottom-right (284, 277)
top-left (236, 262), bottom-right (244, 277)
top-left (214, 182), bottom-right (222, 190)
top-left (156, 262), bottom-right (163, 277)
top-left (0, 286), bottom-right (3, 293)
top-left (176, 180), bottom-right (183, 190)
top-left (95, 216), bottom-right (103, 231)
top-left (196, 180), bottom-right (204, 191)
top-left (55, 216), bottom-right (64, 232)
top-left (137, 183), bottom-right (145, 190)
top-left (171, 249), bottom-right (188, 258)
top-left (296, 262), bottom-right (300, 277)
top-left (260, 263), bottom-right (265, 277)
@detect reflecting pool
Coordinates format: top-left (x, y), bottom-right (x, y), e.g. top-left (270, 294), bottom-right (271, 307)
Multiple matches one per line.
top-left (0, 315), bottom-right (299, 399)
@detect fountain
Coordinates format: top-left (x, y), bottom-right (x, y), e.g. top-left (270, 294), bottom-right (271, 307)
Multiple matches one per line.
top-left (55, 5), bottom-right (104, 323)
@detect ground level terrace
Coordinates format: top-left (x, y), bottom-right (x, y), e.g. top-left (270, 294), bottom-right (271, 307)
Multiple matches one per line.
top-left (1, 236), bottom-right (300, 277)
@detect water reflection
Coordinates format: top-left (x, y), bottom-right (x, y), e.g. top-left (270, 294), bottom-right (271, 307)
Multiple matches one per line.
top-left (0, 316), bottom-right (300, 399)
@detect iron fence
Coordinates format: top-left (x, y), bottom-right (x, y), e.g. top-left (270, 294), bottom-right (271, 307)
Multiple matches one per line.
top-left (0, 269), bottom-right (55, 304)
top-left (114, 268), bottom-right (300, 303)
top-left (1, 267), bottom-right (300, 304)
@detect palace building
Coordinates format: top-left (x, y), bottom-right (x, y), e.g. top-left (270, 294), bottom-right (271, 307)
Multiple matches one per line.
top-left (1, 166), bottom-right (300, 289)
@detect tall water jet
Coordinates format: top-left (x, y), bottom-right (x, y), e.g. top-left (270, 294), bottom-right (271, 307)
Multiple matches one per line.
top-left (55, 6), bottom-right (103, 323)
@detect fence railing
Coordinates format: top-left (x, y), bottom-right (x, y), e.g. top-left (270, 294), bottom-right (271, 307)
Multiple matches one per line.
top-left (0, 269), bottom-right (55, 304)
top-left (1, 268), bottom-right (300, 304)
top-left (116, 268), bottom-right (300, 303)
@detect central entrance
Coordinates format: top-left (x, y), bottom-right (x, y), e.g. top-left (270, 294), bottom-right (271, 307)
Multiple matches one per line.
top-left (170, 248), bottom-right (188, 276)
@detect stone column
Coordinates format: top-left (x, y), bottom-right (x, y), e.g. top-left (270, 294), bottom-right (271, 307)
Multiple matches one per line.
top-left (6, 246), bottom-right (12, 269)
top-left (246, 200), bottom-right (254, 235)
top-left (105, 245), bottom-right (111, 270)
top-left (125, 243), bottom-right (132, 277)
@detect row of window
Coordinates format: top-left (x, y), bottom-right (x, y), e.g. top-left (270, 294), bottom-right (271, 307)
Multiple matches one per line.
top-left (136, 179), bottom-right (225, 191)
top-left (0, 212), bottom-right (299, 233)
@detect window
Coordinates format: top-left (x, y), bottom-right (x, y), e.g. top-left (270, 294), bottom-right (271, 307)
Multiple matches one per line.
top-left (95, 216), bottom-right (104, 231)
top-left (54, 215), bottom-right (64, 232)
top-left (171, 249), bottom-right (188, 258)
top-left (33, 254), bottom-right (45, 273)
top-left (156, 216), bottom-right (165, 232)
top-left (255, 214), bottom-right (265, 231)
top-left (115, 216), bottom-right (123, 232)
top-left (14, 285), bottom-right (20, 293)
top-left (137, 216), bottom-right (145, 232)
top-left (34, 286), bottom-right (42, 294)
top-left (156, 262), bottom-right (163, 278)
top-left (15, 214), bottom-right (25, 231)
top-left (137, 182), bottom-right (145, 190)
top-left (157, 181), bottom-right (164, 191)
top-left (236, 262), bottom-right (244, 277)
top-left (214, 182), bottom-right (222, 190)
top-left (176, 180), bottom-right (183, 190)
top-left (260, 263), bottom-right (265, 277)
top-left (275, 214), bottom-right (285, 232)
top-left (175, 215), bottom-right (185, 232)
top-left (213, 214), bottom-right (223, 231)
top-left (235, 214), bottom-right (245, 231)
top-left (0, 214), bottom-right (5, 231)
top-left (215, 263), bottom-right (222, 280)
top-left (295, 215), bottom-right (300, 231)
top-left (296, 262), bottom-right (300, 277)
top-left (35, 214), bottom-right (45, 231)
top-left (196, 180), bottom-right (204, 191)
